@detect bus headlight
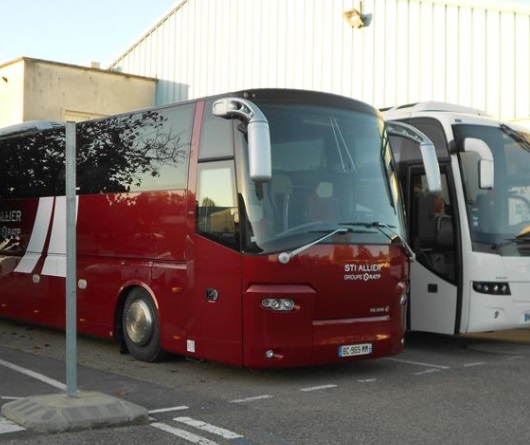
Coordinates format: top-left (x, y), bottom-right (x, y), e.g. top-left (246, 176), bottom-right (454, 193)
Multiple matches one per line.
top-left (265, 349), bottom-right (275, 359)
top-left (262, 298), bottom-right (296, 311)
top-left (472, 282), bottom-right (511, 295)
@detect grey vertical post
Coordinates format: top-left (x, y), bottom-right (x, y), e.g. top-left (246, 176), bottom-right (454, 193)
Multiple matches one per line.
top-left (65, 121), bottom-right (77, 397)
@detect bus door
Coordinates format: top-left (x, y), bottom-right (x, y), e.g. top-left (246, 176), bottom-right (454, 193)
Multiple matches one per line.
top-left (408, 167), bottom-right (460, 334)
top-left (188, 159), bottom-right (243, 366)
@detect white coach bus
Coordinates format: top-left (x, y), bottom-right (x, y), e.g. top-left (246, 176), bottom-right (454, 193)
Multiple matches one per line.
top-left (384, 102), bottom-right (530, 335)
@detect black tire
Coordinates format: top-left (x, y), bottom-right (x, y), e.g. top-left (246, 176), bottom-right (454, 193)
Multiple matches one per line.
top-left (122, 287), bottom-right (163, 362)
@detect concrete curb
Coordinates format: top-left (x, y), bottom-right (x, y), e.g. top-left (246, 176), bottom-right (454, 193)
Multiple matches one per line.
top-left (1, 391), bottom-right (148, 433)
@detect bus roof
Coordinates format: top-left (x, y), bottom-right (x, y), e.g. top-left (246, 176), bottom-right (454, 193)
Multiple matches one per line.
top-left (0, 120), bottom-right (63, 139)
top-left (381, 101), bottom-right (489, 118)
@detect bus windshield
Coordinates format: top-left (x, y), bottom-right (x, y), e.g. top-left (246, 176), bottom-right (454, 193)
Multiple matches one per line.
top-left (239, 103), bottom-right (404, 254)
top-left (456, 124), bottom-right (530, 253)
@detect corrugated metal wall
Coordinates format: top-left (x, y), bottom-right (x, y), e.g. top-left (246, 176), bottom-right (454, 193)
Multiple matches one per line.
top-left (110, 0), bottom-right (530, 121)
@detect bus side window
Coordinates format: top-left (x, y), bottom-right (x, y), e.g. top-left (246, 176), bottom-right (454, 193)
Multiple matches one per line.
top-left (77, 104), bottom-right (194, 194)
top-left (195, 161), bottom-right (239, 250)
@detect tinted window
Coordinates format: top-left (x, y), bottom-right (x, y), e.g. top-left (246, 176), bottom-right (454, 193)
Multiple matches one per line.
top-left (405, 118), bottom-right (450, 159)
top-left (0, 127), bottom-right (65, 198)
top-left (195, 160), bottom-right (239, 250)
top-left (199, 99), bottom-right (234, 160)
top-left (0, 104), bottom-right (195, 198)
top-left (77, 104), bottom-right (194, 194)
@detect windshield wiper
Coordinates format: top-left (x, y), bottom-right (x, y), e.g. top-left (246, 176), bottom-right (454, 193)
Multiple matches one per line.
top-left (488, 237), bottom-right (530, 252)
top-left (278, 227), bottom-right (349, 264)
top-left (494, 226), bottom-right (530, 248)
top-left (516, 225), bottom-right (530, 241)
top-left (340, 221), bottom-right (416, 261)
top-left (277, 222), bottom-right (416, 264)
top-left (500, 124), bottom-right (530, 153)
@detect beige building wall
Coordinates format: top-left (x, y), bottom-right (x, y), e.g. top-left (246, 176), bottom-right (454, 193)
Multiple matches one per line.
top-left (0, 58), bottom-right (157, 128)
top-left (0, 61), bottom-right (25, 125)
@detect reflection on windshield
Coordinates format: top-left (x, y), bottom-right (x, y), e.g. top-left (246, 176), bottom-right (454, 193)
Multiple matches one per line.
top-left (457, 124), bottom-right (530, 252)
top-left (239, 104), bottom-right (404, 254)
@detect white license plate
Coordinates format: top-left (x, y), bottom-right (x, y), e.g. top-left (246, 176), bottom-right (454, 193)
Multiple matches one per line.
top-left (338, 343), bottom-right (373, 358)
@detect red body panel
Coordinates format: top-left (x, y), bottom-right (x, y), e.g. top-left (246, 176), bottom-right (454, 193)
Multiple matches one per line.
top-left (0, 192), bottom-right (407, 367)
top-left (0, 191), bottom-right (188, 337)
top-left (185, 235), bottom-right (243, 366)
top-left (239, 244), bottom-right (407, 367)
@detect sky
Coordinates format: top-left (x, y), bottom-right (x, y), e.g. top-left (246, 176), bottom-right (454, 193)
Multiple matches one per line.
top-left (0, 1), bottom-right (178, 68)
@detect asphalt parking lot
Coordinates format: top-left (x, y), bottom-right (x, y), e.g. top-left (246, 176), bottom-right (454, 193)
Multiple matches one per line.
top-left (464, 328), bottom-right (530, 344)
top-left (1, 320), bottom-right (530, 444)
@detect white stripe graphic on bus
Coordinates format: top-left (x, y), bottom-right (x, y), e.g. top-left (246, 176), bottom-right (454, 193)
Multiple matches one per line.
top-left (14, 197), bottom-right (54, 274)
top-left (42, 196), bottom-right (78, 278)
top-left (13, 196), bottom-right (79, 277)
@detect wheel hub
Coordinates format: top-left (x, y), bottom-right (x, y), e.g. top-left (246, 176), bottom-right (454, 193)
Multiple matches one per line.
top-left (125, 299), bottom-right (153, 346)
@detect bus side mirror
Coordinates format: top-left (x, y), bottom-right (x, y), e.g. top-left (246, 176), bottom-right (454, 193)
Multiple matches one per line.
top-left (213, 97), bottom-right (272, 182)
top-left (386, 121), bottom-right (442, 193)
top-left (419, 143), bottom-right (442, 193)
top-left (463, 138), bottom-right (494, 189)
top-left (246, 119), bottom-right (272, 182)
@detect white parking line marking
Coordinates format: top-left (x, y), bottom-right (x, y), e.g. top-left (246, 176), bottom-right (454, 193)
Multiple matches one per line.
top-left (149, 406), bottom-right (189, 414)
top-left (384, 357), bottom-right (450, 369)
top-left (151, 422), bottom-right (220, 444)
top-left (0, 417), bottom-right (25, 434)
top-left (300, 384), bottom-right (338, 392)
top-left (357, 379), bottom-right (377, 383)
top-left (174, 416), bottom-right (243, 439)
top-left (0, 358), bottom-right (66, 390)
top-left (463, 362), bottom-right (486, 367)
top-left (230, 395), bottom-right (272, 403)
top-left (414, 368), bottom-right (441, 376)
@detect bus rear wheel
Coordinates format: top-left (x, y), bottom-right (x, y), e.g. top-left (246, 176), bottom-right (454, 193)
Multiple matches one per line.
top-left (122, 287), bottom-right (163, 362)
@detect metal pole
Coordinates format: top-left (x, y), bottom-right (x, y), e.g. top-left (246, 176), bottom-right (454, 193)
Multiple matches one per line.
top-left (65, 121), bottom-right (77, 397)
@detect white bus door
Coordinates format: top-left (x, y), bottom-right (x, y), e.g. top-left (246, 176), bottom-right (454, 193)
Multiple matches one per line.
top-left (408, 168), bottom-right (460, 334)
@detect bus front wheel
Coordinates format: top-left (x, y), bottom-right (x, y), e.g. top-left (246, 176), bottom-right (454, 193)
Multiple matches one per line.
top-left (122, 287), bottom-right (163, 362)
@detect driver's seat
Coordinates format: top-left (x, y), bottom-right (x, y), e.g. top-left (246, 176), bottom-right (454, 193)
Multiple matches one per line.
top-left (306, 182), bottom-right (337, 222)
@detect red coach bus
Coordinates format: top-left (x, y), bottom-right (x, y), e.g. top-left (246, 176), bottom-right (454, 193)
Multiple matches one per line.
top-left (0, 89), bottom-right (439, 368)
